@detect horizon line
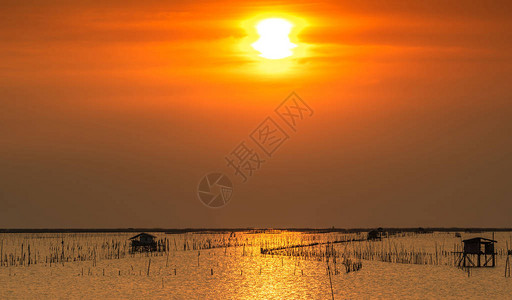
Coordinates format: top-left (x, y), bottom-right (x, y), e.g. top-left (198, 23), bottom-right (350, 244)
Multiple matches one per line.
top-left (1, 227), bottom-right (511, 234)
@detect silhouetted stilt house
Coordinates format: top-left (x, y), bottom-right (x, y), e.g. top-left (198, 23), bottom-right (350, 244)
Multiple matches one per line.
top-left (129, 233), bottom-right (157, 253)
top-left (367, 228), bottom-right (383, 241)
top-left (457, 237), bottom-right (497, 268)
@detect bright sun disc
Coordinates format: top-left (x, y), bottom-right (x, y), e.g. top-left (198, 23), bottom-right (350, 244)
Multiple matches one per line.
top-left (251, 18), bottom-right (297, 59)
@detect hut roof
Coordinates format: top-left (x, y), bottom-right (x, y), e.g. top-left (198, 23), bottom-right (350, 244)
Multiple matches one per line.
top-left (129, 233), bottom-right (157, 240)
top-left (462, 237), bottom-right (497, 244)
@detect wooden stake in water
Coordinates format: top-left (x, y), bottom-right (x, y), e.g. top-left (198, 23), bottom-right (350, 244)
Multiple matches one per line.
top-left (326, 260), bottom-right (335, 300)
top-left (505, 242), bottom-right (511, 278)
top-left (505, 256), bottom-right (510, 277)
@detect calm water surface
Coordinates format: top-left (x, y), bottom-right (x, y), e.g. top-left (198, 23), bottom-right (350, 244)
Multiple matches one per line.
top-left (1, 232), bottom-right (511, 299)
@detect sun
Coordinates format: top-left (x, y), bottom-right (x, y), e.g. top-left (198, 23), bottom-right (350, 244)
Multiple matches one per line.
top-left (251, 18), bottom-right (297, 59)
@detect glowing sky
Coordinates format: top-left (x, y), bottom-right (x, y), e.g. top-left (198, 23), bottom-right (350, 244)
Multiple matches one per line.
top-left (0, 0), bottom-right (511, 228)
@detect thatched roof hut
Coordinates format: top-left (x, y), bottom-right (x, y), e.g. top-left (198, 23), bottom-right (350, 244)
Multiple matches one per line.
top-left (129, 233), bottom-right (157, 252)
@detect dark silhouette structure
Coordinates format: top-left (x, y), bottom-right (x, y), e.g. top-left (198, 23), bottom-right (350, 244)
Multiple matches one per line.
top-left (367, 228), bottom-right (383, 241)
top-left (129, 233), bottom-right (157, 253)
top-left (457, 237), bottom-right (497, 268)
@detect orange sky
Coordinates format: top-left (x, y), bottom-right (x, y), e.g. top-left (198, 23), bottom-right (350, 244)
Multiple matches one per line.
top-left (1, 0), bottom-right (511, 228)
